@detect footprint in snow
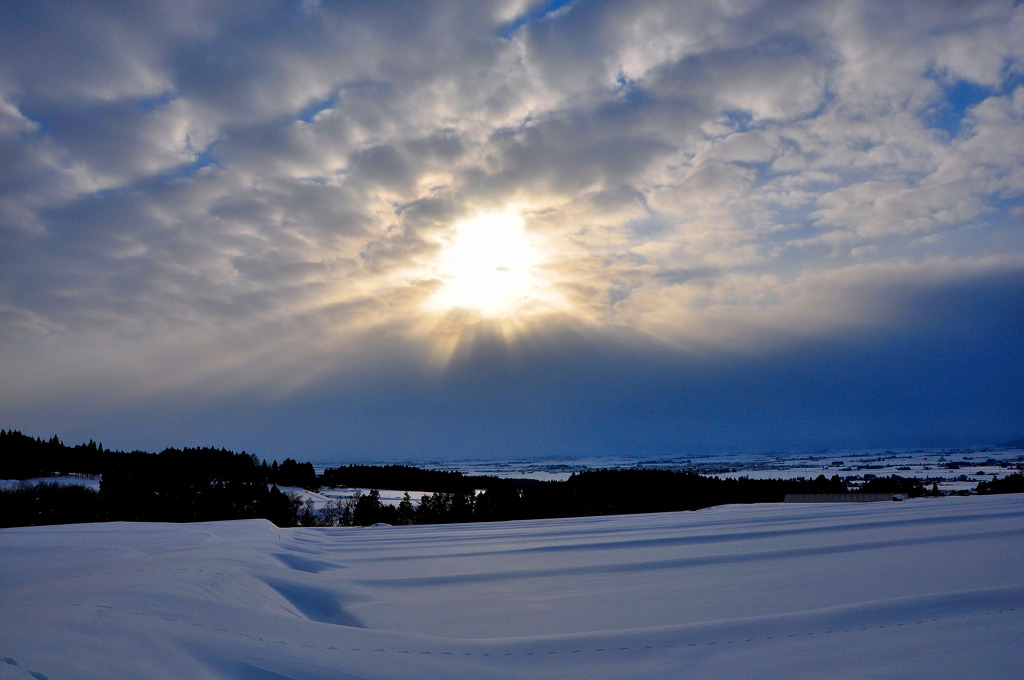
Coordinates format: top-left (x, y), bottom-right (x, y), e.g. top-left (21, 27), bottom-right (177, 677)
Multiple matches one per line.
top-left (0, 658), bottom-right (47, 680)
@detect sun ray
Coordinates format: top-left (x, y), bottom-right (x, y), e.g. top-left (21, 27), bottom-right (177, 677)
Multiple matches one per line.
top-left (413, 206), bottom-right (572, 364)
top-left (426, 207), bottom-right (557, 319)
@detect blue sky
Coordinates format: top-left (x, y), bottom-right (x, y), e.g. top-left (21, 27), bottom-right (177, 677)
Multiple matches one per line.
top-left (1, 0), bottom-right (1022, 461)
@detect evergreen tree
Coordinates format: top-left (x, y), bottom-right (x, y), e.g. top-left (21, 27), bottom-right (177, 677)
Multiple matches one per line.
top-left (397, 492), bottom-right (415, 525)
top-left (353, 489), bottom-right (384, 526)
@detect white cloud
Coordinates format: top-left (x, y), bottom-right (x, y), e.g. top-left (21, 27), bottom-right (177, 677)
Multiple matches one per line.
top-left (0, 96), bottom-right (38, 135)
top-left (0, 0), bottom-right (1022, 401)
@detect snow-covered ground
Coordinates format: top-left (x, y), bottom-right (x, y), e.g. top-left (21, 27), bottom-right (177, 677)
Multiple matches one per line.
top-left (0, 476), bottom-right (101, 492)
top-left (1, 494), bottom-right (1022, 679)
top-left (360, 446), bottom-right (1024, 492)
top-left (277, 486), bottom-right (427, 511)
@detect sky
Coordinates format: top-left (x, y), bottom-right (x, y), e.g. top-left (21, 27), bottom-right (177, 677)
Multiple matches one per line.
top-left (1, 0), bottom-right (1022, 462)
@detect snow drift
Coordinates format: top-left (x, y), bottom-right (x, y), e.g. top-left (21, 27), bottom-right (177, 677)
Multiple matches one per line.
top-left (1, 494), bottom-right (1022, 679)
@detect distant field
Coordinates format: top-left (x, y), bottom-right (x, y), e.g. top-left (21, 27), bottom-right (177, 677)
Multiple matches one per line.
top-left (319, 446), bottom-right (1024, 492)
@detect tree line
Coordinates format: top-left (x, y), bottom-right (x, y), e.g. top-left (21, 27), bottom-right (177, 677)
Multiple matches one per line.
top-left (0, 429), bottom-right (313, 527)
top-left (2, 429), bottom-right (1019, 529)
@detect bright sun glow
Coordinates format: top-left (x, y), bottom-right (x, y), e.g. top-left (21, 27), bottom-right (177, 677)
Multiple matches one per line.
top-left (427, 208), bottom-right (549, 318)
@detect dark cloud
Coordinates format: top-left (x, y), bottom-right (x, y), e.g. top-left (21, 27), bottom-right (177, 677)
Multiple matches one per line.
top-left (482, 114), bottom-right (674, 196)
top-left (9, 264), bottom-right (1016, 460)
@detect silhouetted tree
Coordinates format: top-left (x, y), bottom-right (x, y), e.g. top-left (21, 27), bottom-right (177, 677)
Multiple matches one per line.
top-left (976, 472), bottom-right (1024, 494)
top-left (397, 492), bottom-right (415, 525)
top-left (354, 489), bottom-right (384, 526)
top-left (859, 475), bottom-right (926, 497)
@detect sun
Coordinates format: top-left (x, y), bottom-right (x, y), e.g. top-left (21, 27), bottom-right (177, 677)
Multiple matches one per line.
top-left (426, 208), bottom-right (553, 319)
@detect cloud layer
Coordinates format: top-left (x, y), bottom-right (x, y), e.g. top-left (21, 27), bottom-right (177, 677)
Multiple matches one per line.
top-left (1, 0), bottom-right (1022, 458)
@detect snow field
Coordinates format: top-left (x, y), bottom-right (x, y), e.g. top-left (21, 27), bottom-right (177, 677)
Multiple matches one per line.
top-left (1, 494), bottom-right (1022, 679)
top-left (0, 476), bottom-right (101, 492)
top-left (275, 486), bottom-right (425, 511)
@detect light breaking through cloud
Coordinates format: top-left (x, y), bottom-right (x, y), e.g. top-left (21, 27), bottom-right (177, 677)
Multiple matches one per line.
top-left (0, 0), bottom-right (1022, 459)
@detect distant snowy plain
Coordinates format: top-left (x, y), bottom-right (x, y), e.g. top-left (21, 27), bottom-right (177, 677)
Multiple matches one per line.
top-left (396, 446), bottom-right (1024, 490)
top-left (2, 494), bottom-right (1022, 679)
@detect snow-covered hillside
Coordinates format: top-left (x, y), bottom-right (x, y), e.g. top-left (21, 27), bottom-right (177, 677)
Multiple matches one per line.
top-left (2, 495), bottom-right (1022, 679)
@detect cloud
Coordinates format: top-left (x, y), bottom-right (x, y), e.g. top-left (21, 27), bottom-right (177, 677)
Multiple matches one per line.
top-left (0, 97), bottom-right (38, 136)
top-left (1, 0), bottom-right (1022, 457)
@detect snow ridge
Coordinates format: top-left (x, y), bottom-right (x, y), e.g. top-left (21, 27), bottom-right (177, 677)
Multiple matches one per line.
top-left (1, 495), bottom-right (1022, 679)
